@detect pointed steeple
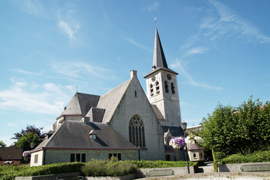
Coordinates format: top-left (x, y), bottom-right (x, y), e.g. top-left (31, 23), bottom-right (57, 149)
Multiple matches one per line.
top-left (144, 27), bottom-right (178, 78)
top-left (152, 26), bottom-right (168, 70)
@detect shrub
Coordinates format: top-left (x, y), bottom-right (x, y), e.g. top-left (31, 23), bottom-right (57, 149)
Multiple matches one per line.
top-left (81, 158), bottom-right (137, 177)
top-left (129, 160), bottom-right (197, 169)
top-left (0, 162), bottom-right (84, 180)
top-left (221, 150), bottom-right (270, 164)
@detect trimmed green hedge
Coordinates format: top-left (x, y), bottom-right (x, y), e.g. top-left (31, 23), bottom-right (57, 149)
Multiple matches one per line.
top-left (0, 162), bottom-right (84, 180)
top-left (221, 150), bottom-right (270, 164)
top-left (129, 160), bottom-right (197, 169)
top-left (0, 159), bottom-right (198, 180)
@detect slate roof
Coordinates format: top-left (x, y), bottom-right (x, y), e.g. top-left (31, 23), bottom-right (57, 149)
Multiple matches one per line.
top-left (0, 147), bottom-right (22, 160)
top-left (144, 27), bottom-right (178, 78)
top-left (85, 107), bottom-right (106, 123)
top-left (162, 126), bottom-right (185, 137)
top-left (151, 105), bottom-right (164, 120)
top-left (35, 120), bottom-right (137, 150)
top-left (60, 92), bottom-right (100, 116)
top-left (97, 79), bottom-right (132, 123)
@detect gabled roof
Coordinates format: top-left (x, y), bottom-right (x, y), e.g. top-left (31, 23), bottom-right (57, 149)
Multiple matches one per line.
top-left (35, 120), bottom-right (137, 150)
top-left (0, 147), bottom-right (22, 160)
top-left (97, 79), bottom-right (132, 123)
top-left (61, 92), bottom-right (100, 116)
top-left (145, 27), bottom-right (178, 78)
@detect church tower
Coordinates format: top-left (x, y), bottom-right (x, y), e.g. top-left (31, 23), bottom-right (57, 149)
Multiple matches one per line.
top-left (144, 27), bottom-right (182, 127)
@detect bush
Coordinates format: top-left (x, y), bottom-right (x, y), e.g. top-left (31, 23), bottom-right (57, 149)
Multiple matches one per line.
top-left (129, 160), bottom-right (197, 169)
top-left (221, 150), bottom-right (270, 164)
top-left (0, 162), bottom-right (84, 180)
top-left (81, 157), bottom-right (137, 177)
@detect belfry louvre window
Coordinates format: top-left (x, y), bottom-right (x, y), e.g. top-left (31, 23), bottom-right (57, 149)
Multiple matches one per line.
top-left (171, 83), bottom-right (175, 94)
top-left (165, 81), bottom-right (169, 93)
top-left (129, 115), bottom-right (145, 147)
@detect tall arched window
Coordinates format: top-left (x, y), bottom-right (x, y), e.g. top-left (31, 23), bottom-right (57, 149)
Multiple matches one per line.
top-left (171, 83), bottom-right (175, 94)
top-left (129, 115), bottom-right (145, 147)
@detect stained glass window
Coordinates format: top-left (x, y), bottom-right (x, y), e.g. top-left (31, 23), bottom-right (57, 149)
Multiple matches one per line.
top-left (129, 115), bottom-right (145, 147)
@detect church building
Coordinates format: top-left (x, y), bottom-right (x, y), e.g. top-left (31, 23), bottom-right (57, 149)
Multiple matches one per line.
top-left (30, 27), bottom-right (185, 166)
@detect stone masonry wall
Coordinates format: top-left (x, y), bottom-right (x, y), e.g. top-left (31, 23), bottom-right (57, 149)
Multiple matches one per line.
top-left (44, 149), bottom-right (137, 165)
top-left (109, 75), bottom-right (165, 160)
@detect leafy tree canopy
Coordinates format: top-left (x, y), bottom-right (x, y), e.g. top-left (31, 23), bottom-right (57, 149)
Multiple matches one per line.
top-left (200, 97), bottom-right (270, 157)
top-left (16, 132), bottom-right (42, 151)
top-left (0, 140), bottom-right (6, 147)
top-left (12, 124), bottom-right (45, 140)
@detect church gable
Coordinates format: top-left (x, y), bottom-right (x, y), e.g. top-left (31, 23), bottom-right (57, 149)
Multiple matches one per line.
top-left (96, 79), bottom-right (131, 124)
top-left (108, 70), bottom-right (165, 160)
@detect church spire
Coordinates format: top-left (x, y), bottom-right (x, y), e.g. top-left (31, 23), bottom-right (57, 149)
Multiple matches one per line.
top-left (152, 26), bottom-right (168, 70)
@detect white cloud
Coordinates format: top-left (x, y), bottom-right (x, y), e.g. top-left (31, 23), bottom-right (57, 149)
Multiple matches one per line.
top-left (123, 37), bottom-right (152, 52)
top-left (184, 47), bottom-right (208, 57)
top-left (51, 61), bottom-right (114, 80)
top-left (202, 0), bottom-right (270, 44)
top-left (15, 0), bottom-right (46, 18)
top-left (0, 79), bottom-right (71, 115)
top-left (11, 69), bottom-right (40, 75)
top-left (7, 123), bottom-right (16, 127)
top-left (58, 20), bottom-right (80, 41)
top-left (145, 2), bottom-right (160, 12)
top-left (171, 59), bottom-right (223, 90)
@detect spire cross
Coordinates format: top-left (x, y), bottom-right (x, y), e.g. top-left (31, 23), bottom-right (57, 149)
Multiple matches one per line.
top-left (154, 18), bottom-right (157, 26)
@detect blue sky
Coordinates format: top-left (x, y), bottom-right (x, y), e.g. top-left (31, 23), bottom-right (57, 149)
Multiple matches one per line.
top-left (1, 0), bottom-right (270, 146)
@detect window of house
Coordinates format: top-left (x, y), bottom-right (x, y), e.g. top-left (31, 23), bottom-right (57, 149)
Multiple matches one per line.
top-left (70, 154), bottom-right (75, 162)
top-left (34, 154), bottom-right (38, 163)
top-left (70, 153), bottom-right (86, 162)
top-left (76, 154), bottom-right (80, 162)
top-left (165, 81), bottom-right (169, 93)
top-left (109, 153), bottom-right (121, 160)
top-left (135, 91), bottom-right (137, 97)
top-left (171, 83), bottom-right (175, 94)
top-left (129, 115), bottom-right (145, 147)
top-left (193, 153), bottom-right (197, 158)
top-left (82, 154), bottom-right (86, 162)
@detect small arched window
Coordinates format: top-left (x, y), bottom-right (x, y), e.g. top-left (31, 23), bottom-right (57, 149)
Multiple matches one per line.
top-left (171, 83), bottom-right (175, 94)
top-left (129, 115), bottom-right (145, 147)
top-left (165, 81), bottom-right (169, 93)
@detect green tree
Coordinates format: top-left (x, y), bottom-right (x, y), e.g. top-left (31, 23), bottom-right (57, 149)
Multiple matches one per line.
top-left (0, 140), bottom-right (6, 147)
top-left (12, 124), bottom-right (45, 140)
top-left (16, 132), bottom-right (42, 151)
top-left (201, 97), bottom-right (270, 157)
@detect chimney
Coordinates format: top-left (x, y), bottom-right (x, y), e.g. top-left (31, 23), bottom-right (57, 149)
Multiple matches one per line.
top-left (130, 70), bottom-right (137, 79)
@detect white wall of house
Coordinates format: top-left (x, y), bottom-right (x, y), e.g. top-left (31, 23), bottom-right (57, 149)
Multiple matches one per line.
top-left (30, 150), bottom-right (44, 167)
top-left (43, 149), bottom-right (138, 165)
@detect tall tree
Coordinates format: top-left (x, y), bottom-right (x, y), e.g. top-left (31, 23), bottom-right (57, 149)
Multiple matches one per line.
top-left (12, 125), bottom-right (45, 140)
top-left (16, 132), bottom-right (42, 151)
top-left (201, 97), bottom-right (270, 156)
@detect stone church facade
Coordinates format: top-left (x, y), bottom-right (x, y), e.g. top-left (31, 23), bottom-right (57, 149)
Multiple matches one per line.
top-left (30, 27), bottom-right (184, 166)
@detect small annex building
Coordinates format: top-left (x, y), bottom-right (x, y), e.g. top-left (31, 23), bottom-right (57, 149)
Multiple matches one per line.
top-left (30, 27), bottom-right (185, 166)
top-left (0, 146), bottom-right (22, 166)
